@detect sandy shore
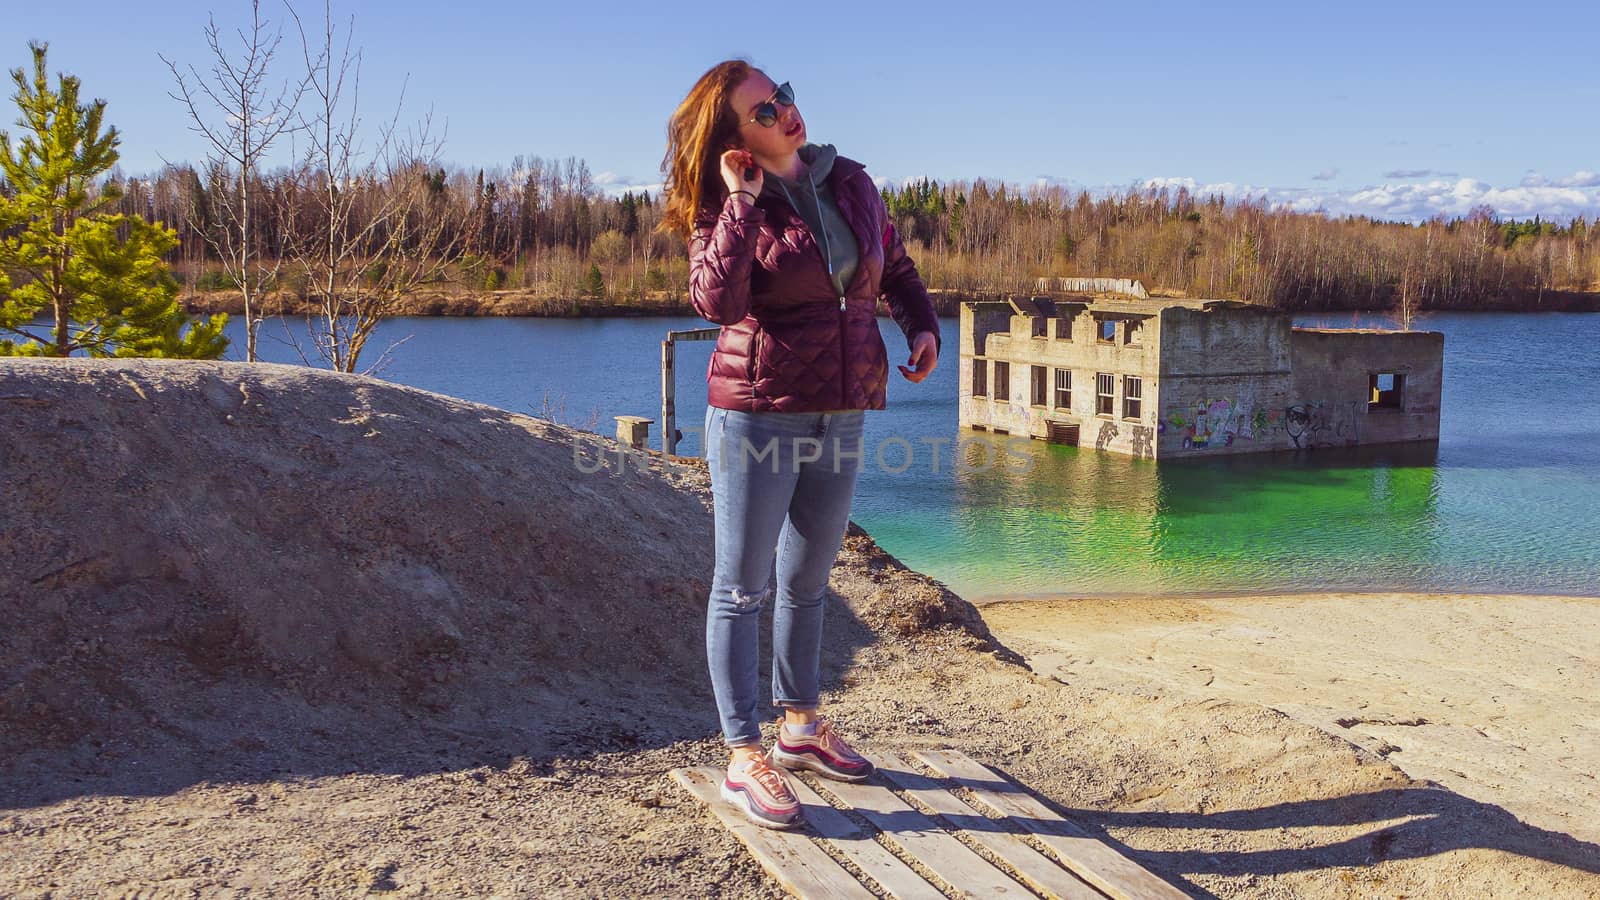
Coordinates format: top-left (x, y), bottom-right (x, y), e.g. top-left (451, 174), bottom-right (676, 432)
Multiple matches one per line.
top-left (978, 592), bottom-right (1600, 848)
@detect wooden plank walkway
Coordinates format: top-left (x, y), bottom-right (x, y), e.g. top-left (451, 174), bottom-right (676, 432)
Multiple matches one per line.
top-left (671, 750), bottom-right (1184, 900)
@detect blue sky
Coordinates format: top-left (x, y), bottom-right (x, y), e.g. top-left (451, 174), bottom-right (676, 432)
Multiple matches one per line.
top-left (7, 0), bottom-right (1599, 222)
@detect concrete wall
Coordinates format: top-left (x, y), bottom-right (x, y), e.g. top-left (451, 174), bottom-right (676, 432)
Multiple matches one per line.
top-left (1154, 372), bottom-right (1301, 454)
top-left (958, 301), bottom-right (1016, 436)
top-left (962, 301), bottom-right (1014, 358)
top-left (1155, 306), bottom-right (1299, 455)
top-left (959, 304), bottom-right (1161, 458)
top-left (1290, 329), bottom-right (1444, 447)
top-left (1159, 305), bottom-right (1293, 376)
top-left (1155, 316), bottom-right (1443, 456)
top-left (1033, 277), bottom-right (1150, 298)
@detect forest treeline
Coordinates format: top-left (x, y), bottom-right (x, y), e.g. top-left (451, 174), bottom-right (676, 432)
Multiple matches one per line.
top-left (101, 162), bottom-right (1599, 313)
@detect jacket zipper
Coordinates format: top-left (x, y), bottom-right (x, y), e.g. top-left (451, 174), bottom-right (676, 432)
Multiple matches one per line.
top-left (781, 175), bottom-right (850, 409)
top-left (838, 292), bottom-right (847, 409)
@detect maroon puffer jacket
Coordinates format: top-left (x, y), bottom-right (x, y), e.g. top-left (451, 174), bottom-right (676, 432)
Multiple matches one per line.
top-left (688, 154), bottom-right (941, 412)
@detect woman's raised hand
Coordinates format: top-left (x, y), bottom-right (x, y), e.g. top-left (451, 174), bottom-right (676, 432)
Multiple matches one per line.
top-left (720, 149), bottom-right (764, 198)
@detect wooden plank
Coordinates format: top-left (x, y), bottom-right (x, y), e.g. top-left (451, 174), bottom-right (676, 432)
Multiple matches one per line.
top-left (784, 776), bottom-right (946, 900)
top-left (671, 767), bottom-right (876, 900)
top-left (913, 751), bottom-right (1186, 900)
top-left (806, 772), bottom-right (1036, 898)
top-left (873, 753), bottom-right (1105, 900)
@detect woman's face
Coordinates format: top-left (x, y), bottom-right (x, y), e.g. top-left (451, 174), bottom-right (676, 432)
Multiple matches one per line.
top-left (731, 70), bottom-right (805, 157)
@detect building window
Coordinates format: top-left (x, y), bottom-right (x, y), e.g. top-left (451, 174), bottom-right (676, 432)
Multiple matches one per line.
top-left (1370, 372), bottom-right (1405, 410)
top-left (1123, 376), bottom-right (1143, 420)
top-left (1031, 316), bottom-right (1047, 338)
top-left (993, 361), bottom-right (1010, 402)
top-left (1096, 372), bottom-right (1115, 416)
top-left (972, 358), bottom-right (987, 396)
top-left (1097, 318), bottom-right (1116, 343)
top-left (1054, 369), bottom-right (1071, 410)
top-left (1031, 365), bottom-right (1048, 406)
top-left (1124, 319), bottom-right (1144, 345)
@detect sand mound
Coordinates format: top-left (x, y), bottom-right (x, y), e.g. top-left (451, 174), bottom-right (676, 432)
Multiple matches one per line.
top-left (0, 359), bottom-right (993, 767)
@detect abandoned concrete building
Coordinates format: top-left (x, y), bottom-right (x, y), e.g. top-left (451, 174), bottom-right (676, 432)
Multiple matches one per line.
top-left (960, 282), bottom-right (1444, 459)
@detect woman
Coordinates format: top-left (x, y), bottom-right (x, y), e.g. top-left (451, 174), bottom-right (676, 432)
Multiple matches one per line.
top-left (660, 60), bottom-right (941, 829)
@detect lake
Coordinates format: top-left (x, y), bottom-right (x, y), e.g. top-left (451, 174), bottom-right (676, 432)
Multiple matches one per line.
top-left (221, 310), bottom-right (1600, 601)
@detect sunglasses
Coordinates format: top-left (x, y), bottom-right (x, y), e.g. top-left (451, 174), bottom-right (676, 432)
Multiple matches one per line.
top-left (745, 82), bottom-right (795, 128)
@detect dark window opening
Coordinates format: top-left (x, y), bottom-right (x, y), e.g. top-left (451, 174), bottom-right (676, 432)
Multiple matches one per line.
top-left (1031, 365), bottom-right (1048, 406)
top-left (1123, 376), bottom-right (1143, 420)
top-left (1369, 372), bottom-right (1405, 410)
top-left (1097, 318), bottom-right (1116, 343)
top-left (1054, 369), bottom-right (1071, 409)
top-left (1096, 372), bottom-right (1115, 416)
top-left (993, 361), bottom-right (1010, 402)
top-left (973, 358), bottom-right (987, 396)
top-left (1124, 319), bottom-right (1144, 345)
top-left (1031, 316), bottom-right (1047, 338)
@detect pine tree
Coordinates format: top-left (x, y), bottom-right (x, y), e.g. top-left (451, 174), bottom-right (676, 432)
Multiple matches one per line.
top-left (0, 42), bottom-right (228, 358)
top-left (620, 192), bottom-right (639, 238)
top-left (582, 262), bottom-right (604, 298)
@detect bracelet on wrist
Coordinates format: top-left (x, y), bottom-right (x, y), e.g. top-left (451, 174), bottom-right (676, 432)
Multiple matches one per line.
top-left (730, 189), bottom-right (757, 201)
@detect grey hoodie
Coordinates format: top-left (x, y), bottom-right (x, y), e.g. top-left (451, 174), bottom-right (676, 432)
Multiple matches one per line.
top-left (759, 143), bottom-right (860, 297)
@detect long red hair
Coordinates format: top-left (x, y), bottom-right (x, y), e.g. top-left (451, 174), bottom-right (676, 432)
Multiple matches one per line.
top-left (658, 59), bottom-right (753, 240)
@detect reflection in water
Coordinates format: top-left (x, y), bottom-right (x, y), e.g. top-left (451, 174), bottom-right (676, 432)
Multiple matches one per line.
top-left (942, 432), bottom-right (1443, 600)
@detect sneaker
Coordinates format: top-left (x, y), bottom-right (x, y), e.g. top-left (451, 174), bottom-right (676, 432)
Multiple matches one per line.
top-left (720, 753), bottom-right (803, 829)
top-left (770, 716), bottom-right (875, 782)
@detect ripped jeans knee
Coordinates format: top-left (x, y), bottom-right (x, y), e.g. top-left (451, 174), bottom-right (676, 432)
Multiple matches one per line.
top-left (728, 581), bottom-right (772, 613)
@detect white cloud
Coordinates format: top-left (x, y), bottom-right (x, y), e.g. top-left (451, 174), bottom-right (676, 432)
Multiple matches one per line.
top-left (597, 180), bottom-right (663, 198)
top-left (592, 166), bottom-right (1600, 221)
top-left (1335, 177), bottom-right (1594, 220)
top-left (1311, 167), bottom-right (1339, 181)
top-left (1125, 173), bottom-right (1600, 222)
top-left (1522, 169), bottom-right (1600, 189)
top-left (1141, 176), bottom-right (1273, 201)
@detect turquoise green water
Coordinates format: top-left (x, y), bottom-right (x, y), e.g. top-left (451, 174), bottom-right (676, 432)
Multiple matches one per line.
top-left (218, 310), bottom-right (1600, 600)
top-left (852, 312), bottom-right (1600, 599)
top-left (861, 439), bottom-right (1468, 598)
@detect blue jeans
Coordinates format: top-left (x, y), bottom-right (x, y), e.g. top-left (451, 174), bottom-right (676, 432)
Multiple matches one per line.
top-left (703, 405), bottom-right (866, 747)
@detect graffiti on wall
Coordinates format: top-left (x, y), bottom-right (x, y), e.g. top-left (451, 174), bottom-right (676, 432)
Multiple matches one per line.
top-left (1283, 404), bottom-right (1321, 448)
top-left (1130, 425), bottom-right (1154, 459)
top-left (1095, 421), bottom-right (1119, 450)
top-left (1164, 396), bottom-right (1280, 449)
top-left (1283, 401), bottom-right (1362, 448)
top-left (1164, 398), bottom-right (1361, 451)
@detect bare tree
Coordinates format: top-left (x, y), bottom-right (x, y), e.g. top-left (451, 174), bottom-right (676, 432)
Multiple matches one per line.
top-left (279, 0), bottom-right (463, 375)
top-left (1395, 262), bottom-right (1421, 331)
top-left (590, 229), bottom-right (628, 301)
top-left (163, 1), bottom-right (309, 362)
